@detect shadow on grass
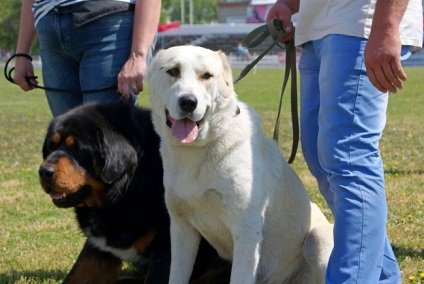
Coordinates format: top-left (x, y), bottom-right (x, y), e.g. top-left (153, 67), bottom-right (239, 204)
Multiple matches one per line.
top-left (0, 269), bottom-right (66, 283)
top-left (0, 248), bottom-right (421, 283)
top-left (393, 245), bottom-right (424, 261)
top-left (385, 169), bottom-right (424, 176)
top-left (1, 266), bottom-right (139, 283)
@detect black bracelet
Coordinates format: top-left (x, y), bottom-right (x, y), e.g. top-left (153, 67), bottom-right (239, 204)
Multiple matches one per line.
top-left (12, 53), bottom-right (33, 61)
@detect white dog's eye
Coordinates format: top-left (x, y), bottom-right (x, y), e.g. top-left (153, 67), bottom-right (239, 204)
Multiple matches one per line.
top-left (201, 72), bottom-right (213, 80)
top-left (167, 68), bottom-right (180, 77)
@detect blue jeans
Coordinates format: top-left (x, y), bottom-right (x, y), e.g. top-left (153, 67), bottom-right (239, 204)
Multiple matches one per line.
top-left (36, 10), bottom-right (151, 117)
top-left (298, 35), bottom-right (401, 283)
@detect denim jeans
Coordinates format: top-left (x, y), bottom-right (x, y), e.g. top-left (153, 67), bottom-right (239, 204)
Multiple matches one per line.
top-left (298, 34), bottom-right (401, 283)
top-left (36, 10), bottom-right (150, 117)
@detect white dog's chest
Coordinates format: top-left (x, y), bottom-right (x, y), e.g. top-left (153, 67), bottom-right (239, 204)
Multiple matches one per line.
top-left (168, 188), bottom-right (235, 259)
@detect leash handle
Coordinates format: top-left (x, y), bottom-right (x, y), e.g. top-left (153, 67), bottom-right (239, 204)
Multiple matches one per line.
top-left (266, 18), bottom-right (285, 40)
top-left (4, 53), bottom-right (33, 85)
top-left (233, 18), bottom-right (286, 84)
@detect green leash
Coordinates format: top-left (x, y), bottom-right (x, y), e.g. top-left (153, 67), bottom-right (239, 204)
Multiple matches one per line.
top-left (234, 18), bottom-right (299, 164)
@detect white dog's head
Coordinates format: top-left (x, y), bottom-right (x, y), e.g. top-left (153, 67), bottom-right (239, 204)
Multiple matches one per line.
top-left (147, 45), bottom-right (238, 146)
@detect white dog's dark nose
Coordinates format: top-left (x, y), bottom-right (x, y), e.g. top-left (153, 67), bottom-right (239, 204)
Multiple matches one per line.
top-left (179, 95), bottom-right (198, 113)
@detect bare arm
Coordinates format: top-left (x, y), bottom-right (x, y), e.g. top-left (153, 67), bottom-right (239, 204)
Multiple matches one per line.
top-left (364, 0), bottom-right (409, 93)
top-left (14, 0), bottom-right (38, 91)
top-left (118, 0), bottom-right (161, 99)
top-left (266, 0), bottom-right (299, 42)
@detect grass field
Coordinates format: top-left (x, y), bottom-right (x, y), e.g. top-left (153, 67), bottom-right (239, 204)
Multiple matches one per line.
top-left (0, 66), bottom-right (423, 283)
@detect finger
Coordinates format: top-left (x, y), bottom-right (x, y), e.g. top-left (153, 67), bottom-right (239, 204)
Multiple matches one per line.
top-left (378, 66), bottom-right (399, 94)
top-left (277, 19), bottom-right (294, 42)
top-left (282, 29), bottom-right (295, 42)
top-left (384, 71), bottom-right (403, 91)
top-left (136, 80), bottom-right (144, 93)
top-left (379, 62), bottom-right (403, 93)
top-left (280, 18), bottom-right (293, 34)
top-left (372, 66), bottom-right (395, 93)
top-left (130, 79), bottom-right (145, 94)
top-left (30, 77), bottom-right (39, 87)
top-left (126, 83), bottom-right (141, 100)
top-left (130, 84), bottom-right (139, 94)
top-left (26, 76), bottom-right (39, 89)
top-left (378, 74), bottom-right (397, 94)
top-left (118, 82), bottom-right (130, 99)
top-left (391, 59), bottom-right (407, 83)
top-left (368, 67), bottom-right (388, 93)
top-left (15, 77), bottom-right (31, 91)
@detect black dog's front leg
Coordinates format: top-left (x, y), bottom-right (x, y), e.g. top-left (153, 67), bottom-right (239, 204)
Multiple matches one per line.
top-left (144, 236), bottom-right (231, 284)
top-left (142, 234), bottom-right (171, 284)
top-left (63, 240), bottom-right (122, 284)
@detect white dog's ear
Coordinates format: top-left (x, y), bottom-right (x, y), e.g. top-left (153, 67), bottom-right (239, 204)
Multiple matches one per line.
top-left (217, 50), bottom-right (233, 88)
top-left (146, 49), bottom-right (164, 81)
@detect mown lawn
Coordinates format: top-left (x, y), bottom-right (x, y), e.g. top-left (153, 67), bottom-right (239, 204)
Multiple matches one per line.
top-left (0, 66), bottom-right (423, 283)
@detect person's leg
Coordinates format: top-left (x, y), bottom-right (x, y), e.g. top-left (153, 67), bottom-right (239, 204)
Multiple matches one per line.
top-left (36, 12), bottom-right (82, 117)
top-left (298, 41), bottom-right (335, 210)
top-left (316, 34), bottom-right (400, 283)
top-left (79, 11), bottom-right (133, 103)
top-left (65, 10), bottom-right (155, 105)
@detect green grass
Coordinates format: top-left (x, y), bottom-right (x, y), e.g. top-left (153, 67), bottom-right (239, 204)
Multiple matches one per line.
top-left (0, 66), bottom-right (423, 283)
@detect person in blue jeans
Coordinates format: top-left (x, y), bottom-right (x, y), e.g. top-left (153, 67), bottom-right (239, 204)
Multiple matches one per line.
top-left (267, 0), bottom-right (422, 283)
top-left (13, 0), bottom-right (160, 117)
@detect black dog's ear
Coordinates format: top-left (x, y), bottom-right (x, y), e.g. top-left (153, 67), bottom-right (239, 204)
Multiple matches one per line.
top-left (41, 134), bottom-right (50, 159)
top-left (42, 122), bottom-right (56, 158)
top-left (99, 127), bottom-right (138, 187)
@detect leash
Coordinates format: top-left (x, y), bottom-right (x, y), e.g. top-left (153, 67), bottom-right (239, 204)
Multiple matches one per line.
top-left (4, 53), bottom-right (117, 94)
top-left (234, 19), bottom-right (299, 164)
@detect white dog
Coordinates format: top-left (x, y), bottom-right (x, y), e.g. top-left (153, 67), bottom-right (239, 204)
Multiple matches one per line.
top-left (147, 45), bottom-right (333, 284)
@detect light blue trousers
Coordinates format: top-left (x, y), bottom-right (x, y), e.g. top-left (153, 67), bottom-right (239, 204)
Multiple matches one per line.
top-left (36, 10), bottom-right (150, 117)
top-left (298, 34), bottom-right (401, 284)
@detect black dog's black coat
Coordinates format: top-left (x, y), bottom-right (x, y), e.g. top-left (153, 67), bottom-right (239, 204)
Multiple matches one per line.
top-left (39, 101), bottom-right (229, 284)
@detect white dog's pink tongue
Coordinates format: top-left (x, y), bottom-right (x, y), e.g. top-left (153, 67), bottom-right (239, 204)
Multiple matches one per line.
top-left (172, 118), bottom-right (198, 144)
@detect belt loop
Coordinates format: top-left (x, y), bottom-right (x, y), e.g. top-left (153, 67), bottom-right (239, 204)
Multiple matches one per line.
top-left (50, 5), bottom-right (74, 15)
top-left (50, 7), bottom-right (59, 14)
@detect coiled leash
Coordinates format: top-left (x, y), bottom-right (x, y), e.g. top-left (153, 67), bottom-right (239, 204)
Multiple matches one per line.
top-left (234, 18), bottom-right (299, 164)
top-left (4, 53), bottom-right (116, 93)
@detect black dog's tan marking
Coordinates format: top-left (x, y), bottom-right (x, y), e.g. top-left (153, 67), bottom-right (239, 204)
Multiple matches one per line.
top-left (65, 244), bottom-right (122, 284)
top-left (39, 101), bottom-right (230, 283)
top-left (40, 149), bottom-right (106, 208)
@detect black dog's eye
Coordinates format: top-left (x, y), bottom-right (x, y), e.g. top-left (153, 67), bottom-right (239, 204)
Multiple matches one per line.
top-left (167, 68), bottom-right (180, 77)
top-left (48, 142), bottom-right (57, 152)
top-left (66, 135), bottom-right (78, 149)
top-left (201, 72), bottom-right (213, 80)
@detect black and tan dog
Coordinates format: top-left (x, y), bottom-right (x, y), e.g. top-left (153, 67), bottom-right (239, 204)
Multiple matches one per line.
top-left (39, 101), bottom-right (230, 284)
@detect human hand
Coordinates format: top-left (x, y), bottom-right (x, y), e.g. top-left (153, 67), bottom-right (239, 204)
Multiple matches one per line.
top-left (364, 30), bottom-right (406, 93)
top-left (117, 53), bottom-right (147, 100)
top-left (266, 1), bottom-right (295, 42)
top-left (13, 55), bottom-right (38, 91)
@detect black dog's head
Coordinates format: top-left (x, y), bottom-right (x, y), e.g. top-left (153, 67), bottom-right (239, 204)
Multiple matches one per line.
top-left (39, 103), bottom-right (138, 208)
